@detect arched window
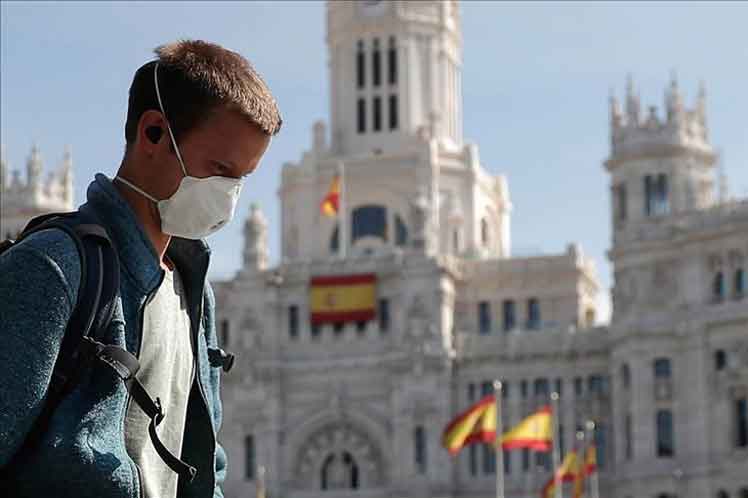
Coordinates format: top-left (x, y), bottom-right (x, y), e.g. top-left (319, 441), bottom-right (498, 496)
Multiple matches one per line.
top-left (352, 205), bottom-right (388, 243)
top-left (621, 363), bottom-right (631, 389)
top-left (735, 268), bottom-right (745, 297)
top-left (321, 452), bottom-right (359, 490)
top-left (713, 272), bottom-right (725, 301)
top-left (481, 218), bottom-right (489, 247)
top-left (356, 40), bottom-right (365, 88)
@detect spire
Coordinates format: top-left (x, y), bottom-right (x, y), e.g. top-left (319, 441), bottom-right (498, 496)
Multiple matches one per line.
top-left (26, 143), bottom-right (42, 188)
top-left (61, 145), bottom-right (74, 205)
top-left (243, 203), bottom-right (268, 273)
top-left (696, 80), bottom-right (707, 125)
top-left (665, 69), bottom-right (683, 123)
top-left (609, 88), bottom-right (622, 128)
top-left (625, 73), bottom-right (640, 126)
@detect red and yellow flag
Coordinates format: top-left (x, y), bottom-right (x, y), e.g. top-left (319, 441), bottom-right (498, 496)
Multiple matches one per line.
top-left (572, 444), bottom-right (597, 498)
top-left (442, 395), bottom-right (496, 455)
top-left (542, 449), bottom-right (580, 498)
top-left (309, 274), bottom-right (376, 325)
top-left (443, 401), bottom-right (553, 455)
top-left (499, 405), bottom-right (553, 451)
top-left (320, 176), bottom-right (340, 217)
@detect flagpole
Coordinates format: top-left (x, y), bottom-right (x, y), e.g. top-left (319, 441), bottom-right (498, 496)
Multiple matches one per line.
top-left (337, 160), bottom-right (346, 259)
top-left (585, 420), bottom-right (599, 498)
top-left (551, 391), bottom-right (562, 498)
top-left (493, 380), bottom-right (504, 498)
top-left (257, 465), bottom-right (266, 498)
top-left (576, 430), bottom-right (586, 498)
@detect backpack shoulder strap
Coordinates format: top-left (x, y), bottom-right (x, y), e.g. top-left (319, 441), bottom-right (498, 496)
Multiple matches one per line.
top-left (0, 212), bottom-right (121, 470)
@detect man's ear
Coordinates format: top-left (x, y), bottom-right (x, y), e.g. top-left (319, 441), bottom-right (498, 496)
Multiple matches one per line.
top-left (145, 126), bottom-right (163, 144)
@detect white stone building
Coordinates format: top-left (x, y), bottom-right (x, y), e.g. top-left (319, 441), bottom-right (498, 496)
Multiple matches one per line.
top-left (214, 2), bottom-right (748, 498)
top-left (0, 144), bottom-right (75, 239)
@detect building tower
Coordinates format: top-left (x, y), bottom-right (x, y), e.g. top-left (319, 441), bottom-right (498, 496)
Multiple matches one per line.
top-left (606, 76), bottom-right (742, 498)
top-left (281, 0), bottom-right (510, 263)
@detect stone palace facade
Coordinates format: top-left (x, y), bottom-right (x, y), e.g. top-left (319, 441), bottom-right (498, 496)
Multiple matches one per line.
top-left (2, 2), bottom-right (746, 498)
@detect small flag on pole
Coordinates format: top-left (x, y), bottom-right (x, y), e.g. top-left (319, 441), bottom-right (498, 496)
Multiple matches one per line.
top-left (541, 449), bottom-right (580, 498)
top-left (320, 175), bottom-right (340, 217)
top-left (442, 399), bottom-right (552, 455)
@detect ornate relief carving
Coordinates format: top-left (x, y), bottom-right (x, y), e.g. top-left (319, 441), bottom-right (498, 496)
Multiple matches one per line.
top-left (295, 423), bottom-right (384, 490)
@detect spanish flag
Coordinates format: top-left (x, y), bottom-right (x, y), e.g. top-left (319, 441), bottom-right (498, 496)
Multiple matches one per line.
top-left (542, 449), bottom-right (580, 498)
top-left (499, 405), bottom-right (553, 451)
top-left (442, 395), bottom-right (496, 455)
top-left (320, 176), bottom-right (340, 217)
top-left (309, 274), bottom-right (376, 325)
top-left (442, 400), bottom-right (553, 455)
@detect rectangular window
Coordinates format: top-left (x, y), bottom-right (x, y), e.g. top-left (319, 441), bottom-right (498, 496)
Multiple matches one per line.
top-left (644, 175), bottom-right (653, 216)
top-left (378, 298), bottom-right (390, 332)
top-left (372, 38), bottom-right (381, 87)
top-left (468, 382), bottom-right (476, 402)
top-left (288, 305), bottom-right (298, 339)
top-left (221, 319), bottom-right (230, 346)
top-left (503, 449), bottom-right (511, 475)
top-left (414, 426), bottom-right (427, 474)
top-left (502, 381), bottom-right (510, 399)
top-left (388, 37), bottom-right (397, 85)
top-left (574, 377), bottom-right (583, 397)
top-left (554, 378), bottom-right (563, 397)
top-left (521, 448), bottom-right (530, 472)
top-left (482, 445), bottom-right (496, 474)
top-left (356, 40), bottom-right (365, 88)
top-left (625, 412), bottom-right (633, 460)
top-left (534, 378), bottom-right (549, 397)
top-left (245, 434), bottom-right (255, 480)
top-left (478, 301), bottom-right (491, 335)
top-left (595, 423), bottom-right (607, 469)
top-left (469, 445), bottom-right (478, 476)
top-left (502, 299), bottom-right (516, 331)
top-left (311, 323), bottom-right (321, 340)
top-left (535, 451), bottom-right (550, 470)
top-left (520, 380), bottom-right (528, 399)
top-left (559, 423), bottom-right (565, 457)
top-left (657, 174), bottom-right (669, 215)
top-left (656, 409), bottom-right (674, 457)
top-left (373, 96), bottom-right (382, 132)
top-left (389, 94), bottom-right (398, 130)
top-left (736, 398), bottom-right (748, 448)
top-left (654, 357), bottom-right (672, 379)
top-left (481, 381), bottom-right (493, 398)
top-left (527, 297), bottom-right (540, 330)
top-left (357, 98), bottom-right (366, 133)
top-left (588, 375), bottom-right (604, 396)
top-left (617, 184), bottom-right (627, 221)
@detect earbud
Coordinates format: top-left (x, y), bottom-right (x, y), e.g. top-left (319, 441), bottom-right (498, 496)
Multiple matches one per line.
top-left (145, 126), bottom-right (163, 144)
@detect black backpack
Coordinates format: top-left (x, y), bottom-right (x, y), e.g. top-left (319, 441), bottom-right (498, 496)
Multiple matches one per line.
top-left (0, 211), bottom-right (197, 485)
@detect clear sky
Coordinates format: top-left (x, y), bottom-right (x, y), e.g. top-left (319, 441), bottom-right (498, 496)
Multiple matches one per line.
top-left (2, 1), bottom-right (747, 324)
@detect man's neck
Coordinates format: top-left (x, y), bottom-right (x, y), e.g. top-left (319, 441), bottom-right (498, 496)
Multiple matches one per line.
top-left (113, 167), bottom-right (172, 272)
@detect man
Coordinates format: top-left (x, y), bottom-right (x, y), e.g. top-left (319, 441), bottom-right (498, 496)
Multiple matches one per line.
top-left (0, 40), bottom-right (281, 497)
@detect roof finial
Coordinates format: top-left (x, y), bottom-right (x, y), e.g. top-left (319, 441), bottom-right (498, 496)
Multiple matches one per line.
top-left (625, 73), bottom-right (640, 126)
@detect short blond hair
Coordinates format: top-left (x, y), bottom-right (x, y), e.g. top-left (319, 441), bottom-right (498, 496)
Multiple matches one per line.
top-left (125, 39), bottom-right (282, 147)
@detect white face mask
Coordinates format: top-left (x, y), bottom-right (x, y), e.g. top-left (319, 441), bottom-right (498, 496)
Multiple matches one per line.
top-left (115, 62), bottom-right (244, 240)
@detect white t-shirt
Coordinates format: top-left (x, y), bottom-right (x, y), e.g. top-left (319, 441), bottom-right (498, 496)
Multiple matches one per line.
top-left (124, 265), bottom-right (195, 498)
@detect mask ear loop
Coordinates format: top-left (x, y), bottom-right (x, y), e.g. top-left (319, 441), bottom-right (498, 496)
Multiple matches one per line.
top-left (153, 62), bottom-right (188, 177)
